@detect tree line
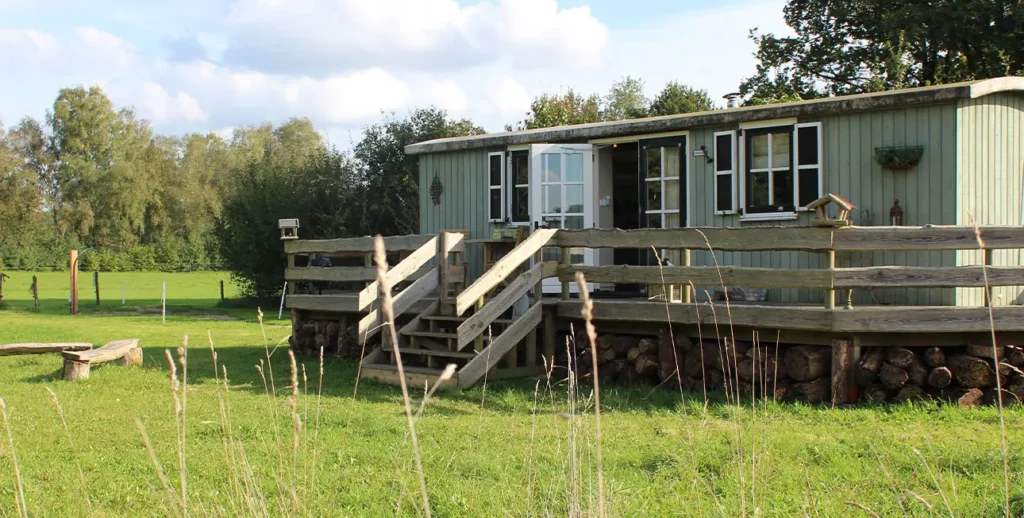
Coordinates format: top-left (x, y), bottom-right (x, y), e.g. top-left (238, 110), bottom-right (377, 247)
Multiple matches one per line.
top-left (1, 0), bottom-right (1020, 295)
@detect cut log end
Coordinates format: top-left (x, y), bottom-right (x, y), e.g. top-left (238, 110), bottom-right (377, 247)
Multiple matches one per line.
top-left (63, 359), bottom-right (91, 381)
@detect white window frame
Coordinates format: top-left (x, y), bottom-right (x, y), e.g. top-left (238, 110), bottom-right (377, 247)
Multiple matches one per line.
top-left (713, 130), bottom-right (737, 215)
top-left (644, 143), bottom-right (683, 230)
top-left (794, 122), bottom-right (823, 210)
top-left (487, 151), bottom-right (505, 222)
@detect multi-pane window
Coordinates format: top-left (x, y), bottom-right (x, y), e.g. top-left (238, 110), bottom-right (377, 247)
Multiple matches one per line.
top-left (540, 151), bottom-right (585, 264)
top-left (743, 124), bottom-right (822, 214)
top-left (746, 128), bottom-right (793, 213)
top-left (509, 150), bottom-right (529, 223)
top-left (714, 131), bottom-right (736, 213)
top-left (487, 152), bottom-right (504, 222)
top-left (644, 144), bottom-right (683, 230)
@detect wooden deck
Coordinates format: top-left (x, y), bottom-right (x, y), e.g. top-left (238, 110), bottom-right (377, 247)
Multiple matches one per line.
top-left (281, 225), bottom-right (1024, 389)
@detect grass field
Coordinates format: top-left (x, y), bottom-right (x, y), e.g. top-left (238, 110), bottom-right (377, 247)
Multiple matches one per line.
top-left (0, 271), bottom-right (1022, 516)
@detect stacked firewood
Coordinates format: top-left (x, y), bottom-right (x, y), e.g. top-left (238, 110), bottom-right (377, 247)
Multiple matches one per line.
top-left (564, 330), bottom-right (834, 403)
top-left (856, 344), bottom-right (1024, 406)
top-left (290, 317), bottom-right (361, 359)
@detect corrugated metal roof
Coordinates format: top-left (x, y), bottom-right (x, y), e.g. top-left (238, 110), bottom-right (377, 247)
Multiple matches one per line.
top-left (405, 76), bottom-right (1024, 155)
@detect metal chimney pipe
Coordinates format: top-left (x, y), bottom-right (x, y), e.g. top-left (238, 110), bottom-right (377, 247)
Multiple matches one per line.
top-left (723, 92), bottom-right (741, 108)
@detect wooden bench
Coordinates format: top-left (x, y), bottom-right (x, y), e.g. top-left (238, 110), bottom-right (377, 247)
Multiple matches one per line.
top-left (62, 339), bottom-right (142, 381)
top-left (0, 343), bottom-right (93, 356)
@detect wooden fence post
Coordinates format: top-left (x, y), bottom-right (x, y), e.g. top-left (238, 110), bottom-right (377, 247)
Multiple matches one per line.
top-left (681, 248), bottom-right (692, 303)
top-left (288, 254), bottom-right (297, 295)
top-left (220, 280), bottom-right (225, 301)
top-left (70, 249), bottom-right (79, 315)
top-left (439, 231), bottom-right (451, 307)
top-left (122, 279), bottom-right (127, 305)
top-left (823, 249), bottom-right (836, 310)
top-left (94, 271), bottom-right (100, 306)
top-left (161, 281), bottom-right (166, 324)
top-left (32, 275), bottom-right (39, 310)
top-left (0, 272), bottom-right (5, 303)
top-left (560, 247), bottom-right (571, 300)
top-left (983, 248), bottom-right (993, 307)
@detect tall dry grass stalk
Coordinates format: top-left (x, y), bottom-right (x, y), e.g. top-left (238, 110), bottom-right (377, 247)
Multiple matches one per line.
top-left (164, 345), bottom-right (188, 517)
top-left (373, 235), bottom-right (431, 518)
top-left (575, 272), bottom-right (606, 518)
top-left (310, 346), bottom-right (325, 492)
top-left (176, 339), bottom-right (188, 513)
top-left (44, 386), bottom-right (93, 515)
top-left (0, 397), bottom-right (28, 518)
top-left (135, 418), bottom-right (183, 517)
top-left (287, 350), bottom-right (302, 514)
top-left (970, 220), bottom-right (1011, 517)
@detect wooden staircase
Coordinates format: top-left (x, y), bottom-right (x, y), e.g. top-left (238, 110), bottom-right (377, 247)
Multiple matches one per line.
top-left (359, 229), bottom-right (557, 389)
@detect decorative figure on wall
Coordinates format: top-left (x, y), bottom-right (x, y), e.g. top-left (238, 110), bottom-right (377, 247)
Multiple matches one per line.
top-left (430, 174), bottom-right (443, 206)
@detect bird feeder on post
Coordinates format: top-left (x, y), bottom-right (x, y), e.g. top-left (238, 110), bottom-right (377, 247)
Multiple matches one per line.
top-left (278, 218), bottom-right (300, 240)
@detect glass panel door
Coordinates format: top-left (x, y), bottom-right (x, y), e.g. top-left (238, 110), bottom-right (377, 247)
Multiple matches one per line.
top-left (640, 136), bottom-right (686, 266)
top-left (530, 144), bottom-right (594, 294)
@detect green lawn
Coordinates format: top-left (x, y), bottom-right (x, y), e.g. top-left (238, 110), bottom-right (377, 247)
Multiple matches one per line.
top-left (0, 271), bottom-right (1022, 516)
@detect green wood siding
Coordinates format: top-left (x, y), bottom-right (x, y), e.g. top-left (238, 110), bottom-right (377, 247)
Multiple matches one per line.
top-left (418, 148), bottom-right (505, 281)
top-left (956, 93), bottom-right (1024, 306)
top-left (688, 104), bottom-right (959, 305)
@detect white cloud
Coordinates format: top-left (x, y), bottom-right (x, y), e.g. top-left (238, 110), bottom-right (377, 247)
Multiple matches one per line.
top-left (221, 0), bottom-right (609, 75)
top-left (0, 26), bottom-right (135, 74)
top-left (141, 82), bottom-right (207, 122)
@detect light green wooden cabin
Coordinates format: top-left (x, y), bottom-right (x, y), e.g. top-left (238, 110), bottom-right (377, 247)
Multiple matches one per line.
top-left (406, 77), bottom-right (1024, 307)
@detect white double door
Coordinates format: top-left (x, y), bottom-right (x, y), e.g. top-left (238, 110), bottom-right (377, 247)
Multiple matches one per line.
top-left (529, 143), bottom-right (595, 294)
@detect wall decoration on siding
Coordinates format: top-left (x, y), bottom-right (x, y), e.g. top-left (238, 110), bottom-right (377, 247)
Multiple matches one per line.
top-left (429, 174), bottom-right (443, 205)
top-left (874, 146), bottom-right (925, 170)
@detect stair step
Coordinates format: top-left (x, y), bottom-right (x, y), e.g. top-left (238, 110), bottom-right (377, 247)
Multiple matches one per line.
top-left (362, 364), bottom-right (448, 376)
top-left (392, 348), bottom-right (476, 359)
top-left (422, 315), bottom-right (515, 325)
top-left (403, 331), bottom-right (458, 339)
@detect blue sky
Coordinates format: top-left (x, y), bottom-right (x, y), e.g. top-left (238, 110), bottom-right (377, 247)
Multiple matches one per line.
top-left (0, 0), bottom-right (790, 145)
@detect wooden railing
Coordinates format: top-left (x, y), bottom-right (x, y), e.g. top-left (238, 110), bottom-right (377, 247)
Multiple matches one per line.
top-left (283, 232), bottom-right (465, 332)
top-left (553, 226), bottom-right (1024, 302)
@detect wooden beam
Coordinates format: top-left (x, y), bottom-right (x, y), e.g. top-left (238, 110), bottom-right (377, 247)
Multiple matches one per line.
top-left (285, 266), bottom-right (435, 283)
top-left (0, 343), bottom-right (93, 356)
top-left (832, 306), bottom-right (1024, 333)
top-left (457, 262), bottom-right (544, 350)
top-left (553, 227), bottom-right (833, 251)
top-left (285, 234), bottom-right (435, 255)
top-left (457, 228), bottom-right (557, 315)
top-left (458, 301), bottom-right (542, 388)
top-left (357, 237), bottom-right (438, 311)
top-left (833, 265), bottom-right (1024, 288)
top-left (286, 294), bottom-right (432, 315)
top-left (832, 225), bottom-right (1024, 251)
top-left (357, 267), bottom-right (439, 341)
top-left (831, 338), bottom-right (852, 405)
top-left (64, 339), bottom-right (139, 364)
top-left (556, 300), bottom-right (834, 331)
top-left (558, 265), bottom-right (832, 289)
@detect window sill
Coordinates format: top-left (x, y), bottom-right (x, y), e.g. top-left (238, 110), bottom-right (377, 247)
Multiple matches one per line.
top-left (739, 212), bottom-right (799, 223)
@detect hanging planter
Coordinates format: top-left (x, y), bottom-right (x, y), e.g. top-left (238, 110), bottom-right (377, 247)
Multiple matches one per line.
top-left (874, 146), bottom-right (925, 171)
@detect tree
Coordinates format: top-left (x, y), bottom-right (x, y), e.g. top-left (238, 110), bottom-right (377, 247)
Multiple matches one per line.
top-left (604, 76), bottom-right (649, 120)
top-left (517, 89), bottom-right (602, 130)
top-left (649, 82), bottom-right (714, 115)
top-left (352, 108), bottom-right (484, 237)
top-left (219, 148), bottom-right (356, 296)
top-left (739, 0), bottom-right (1024, 103)
top-left (0, 122), bottom-right (42, 250)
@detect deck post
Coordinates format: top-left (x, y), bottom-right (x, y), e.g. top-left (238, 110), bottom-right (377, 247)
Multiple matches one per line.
top-left (287, 254), bottom-right (297, 295)
top-left (831, 338), bottom-right (852, 405)
top-left (439, 231), bottom-right (451, 305)
top-left (560, 247), bottom-right (571, 300)
top-left (823, 249), bottom-right (836, 310)
top-left (983, 248), bottom-right (993, 307)
top-left (681, 248), bottom-right (692, 303)
top-left (542, 305), bottom-right (556, 368)
top-left (474, 296), bottom-right (485, 352)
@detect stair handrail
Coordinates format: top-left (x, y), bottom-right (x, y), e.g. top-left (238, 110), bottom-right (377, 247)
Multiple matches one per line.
top-left (454, 228), bottom-right (558, 316)
top-left (357, 232), bottom-right (465, 341)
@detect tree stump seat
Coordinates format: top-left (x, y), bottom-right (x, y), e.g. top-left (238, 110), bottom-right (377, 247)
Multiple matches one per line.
top-left (62, 339), bottom-right (142, 381)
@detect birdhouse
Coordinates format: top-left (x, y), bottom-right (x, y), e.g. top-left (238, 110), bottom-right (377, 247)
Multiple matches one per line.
top-left (278, 218), bottom-right (300, 240)
top-left (806, 193), bottom-right (857, 227)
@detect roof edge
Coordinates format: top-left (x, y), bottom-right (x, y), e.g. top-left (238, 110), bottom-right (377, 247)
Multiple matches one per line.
top-left (406, 77), bottom-right (1024, 155)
